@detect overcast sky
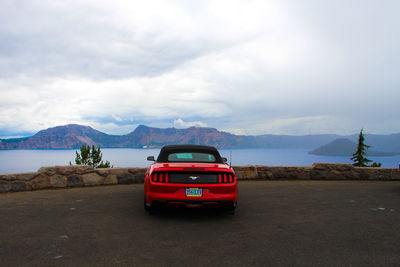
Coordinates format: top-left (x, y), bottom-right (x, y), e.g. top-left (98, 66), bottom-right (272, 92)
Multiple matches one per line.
top-left (1, 0), bottom-right (399, 137)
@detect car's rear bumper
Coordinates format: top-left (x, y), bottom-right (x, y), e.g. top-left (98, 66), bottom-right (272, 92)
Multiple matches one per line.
top-left (145, 183), bottom-right (237, 208)
top-left (148, 199), bottom-right (236, 209)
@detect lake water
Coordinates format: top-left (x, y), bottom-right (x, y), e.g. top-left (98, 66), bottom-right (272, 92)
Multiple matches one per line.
top-left (0, 148), bottom-right (399, 174)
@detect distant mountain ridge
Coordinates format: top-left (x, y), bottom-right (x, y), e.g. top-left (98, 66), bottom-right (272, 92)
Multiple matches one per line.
top-left (309, 138), bottom-right (400, 157)
top-left (0, 124), bottom-right (400, 152)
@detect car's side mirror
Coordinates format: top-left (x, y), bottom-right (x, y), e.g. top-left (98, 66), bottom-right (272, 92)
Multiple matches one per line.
top-left (147, 156), bottom-right (155, 162)
top-left (222, 157), bottom-right (228, 164)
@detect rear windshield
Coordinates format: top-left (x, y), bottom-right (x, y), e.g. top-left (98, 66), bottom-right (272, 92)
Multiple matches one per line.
top-left (167, 152), bottom-right (217, 163)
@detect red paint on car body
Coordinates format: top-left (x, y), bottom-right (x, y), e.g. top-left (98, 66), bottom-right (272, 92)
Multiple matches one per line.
top-left (144, 145), bottom-right (238, 211)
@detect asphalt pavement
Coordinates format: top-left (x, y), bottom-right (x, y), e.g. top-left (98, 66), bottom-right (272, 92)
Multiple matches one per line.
top-left (1, 181), bottom-right (400, 267)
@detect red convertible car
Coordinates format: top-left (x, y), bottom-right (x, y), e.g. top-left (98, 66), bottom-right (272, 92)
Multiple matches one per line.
top-left (144, 145), bottom-right (237, 212)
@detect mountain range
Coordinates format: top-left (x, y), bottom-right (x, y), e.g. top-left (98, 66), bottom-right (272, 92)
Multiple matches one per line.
top-left (309, 138), bottom-right (400, 157)
top-left (1, 124), bottom-right (400, 155)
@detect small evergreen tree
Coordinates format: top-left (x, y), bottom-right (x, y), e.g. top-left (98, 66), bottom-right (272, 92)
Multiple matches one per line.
top-left (351, 129), bottom-right (372, 167)
top-left (73, 144), bottom-right (112, 168)
top-left (90, 145), bottom-right (111, 168)
top-left (350, 129), bottom-right (381, 167)
top-left (75, 144), bottom-right (92, 165)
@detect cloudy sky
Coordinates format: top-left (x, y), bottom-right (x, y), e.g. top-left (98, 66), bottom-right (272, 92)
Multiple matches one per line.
top-left (0, 0), bottom-right (399, 137)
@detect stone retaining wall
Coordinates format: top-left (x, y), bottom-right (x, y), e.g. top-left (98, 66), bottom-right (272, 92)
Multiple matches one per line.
top-left (1, 163), bottom-right (399, 193)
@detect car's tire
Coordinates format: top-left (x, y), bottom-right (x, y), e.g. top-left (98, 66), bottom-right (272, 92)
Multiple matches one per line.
top-left (224, 202), bottom-right (236, 214)
top-left (144, 197), bottom-right (153, 212)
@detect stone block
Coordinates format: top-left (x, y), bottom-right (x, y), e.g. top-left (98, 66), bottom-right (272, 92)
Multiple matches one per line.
top-left (287, 167), bottom-right (300, 179)
top-left (96, 169), bottom-right (110, 177)
top-left (343, 169), bottom-right (361, 180)
top-left (75, 165), bottom-right (95, 174)
top-left (82, 173), bottom-right (104, 186)
top-left (297, 167), bottom-right (312, 180)
top-left (0, 174), bottom-right (17, 181)
top-left (67, 175), bottom-right (83, 187)
top-left (30, 174), bottom-right (50, 190)
top-left (271, 167), bottom-right (296, 180)
top-left (328, 170), bottom-right (345, 180)
top-left (232, 166), bottom-right (245, 180)
top-left (38, 166), bottom-right (57, 176)
top-left (311, 163), bottom-right (358, 180)
top-left (107, 168), bottom-right (130, 177)
top-left (368, 168), bottom-right (391, 180)
top-left (11, 182), bottom-right (27, 192)
top-left (128, 168), bottom-right (147, 175)
top-left (255, 166), bottom-right (273, 179)
top-left (56, 166), bottom-right (77, 176)
top-left (25, 183), bottom-right (32, 190)
top-left (310, 170), bottom-right (326, 180)
top-left (357, 169), bottom-right (369, 180)
top-left (287, 167), bottom-right (306, 179)
top-left (50, 175), bottom-right (67, 188)
top-left (391, 169), bottom-right (400, 180)
top-left (15, 172), bottom-right (36, 181)
top-left (242, 165), bottom-right (257, 179)
top-left (353, 168), bottom-right (391, 180)
top-left (376, 169), bottom-right (392, 180)
top-left (312, 163), bottom-right (353, 171)
top-left (133, 173), bottom-right (145, 183)
top-left (104, 175), bottom-right (118, 185)
top-left (127, 168), bottom-right (146, 183)
top-left (311, 169), bottom-right (342, 180)
top-left (0, 181), bottom-right (9, 193)
top-left (117, 173), bottom-right (136, 184)
top-left (333, 164), bottom-right (354, 172)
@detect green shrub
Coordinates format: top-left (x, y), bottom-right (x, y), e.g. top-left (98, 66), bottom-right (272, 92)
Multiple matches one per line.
top-left (72, 144), bottom-right (112, 168)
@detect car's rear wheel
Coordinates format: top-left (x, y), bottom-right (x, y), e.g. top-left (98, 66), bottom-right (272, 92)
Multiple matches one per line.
top-left (144, 196), bottom-right (153, 212)
top-left (224, 202), bottom-right (236, 214)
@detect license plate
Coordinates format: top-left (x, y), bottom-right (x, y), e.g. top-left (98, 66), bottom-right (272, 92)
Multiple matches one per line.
top-left (186, 188), bottom-right (202, 197)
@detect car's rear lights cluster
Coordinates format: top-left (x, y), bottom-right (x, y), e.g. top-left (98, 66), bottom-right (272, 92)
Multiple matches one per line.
top-left (151, 172), bottom-right (169, 183)
top-left (151, 172), bottom-right (235, 183)
top-left (218, 173), bottom-right (235, 183)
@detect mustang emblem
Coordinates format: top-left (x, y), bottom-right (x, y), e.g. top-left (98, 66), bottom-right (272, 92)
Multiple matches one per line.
top-left (189, 176), bottom-right (200, 180)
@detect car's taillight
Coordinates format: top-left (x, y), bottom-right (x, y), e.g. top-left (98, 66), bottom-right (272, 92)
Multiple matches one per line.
top-left (151, 172), bottom-right (235, 183)
top-left (219, 173), bottom-right (235, 184)
top-left (151, 172), bottom-right (169, 183)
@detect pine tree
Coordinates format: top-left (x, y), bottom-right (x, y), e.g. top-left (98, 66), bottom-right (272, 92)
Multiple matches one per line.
top-left (75, 144), bottom-right (92, 165)
top-left (73, 144), bottom-right (112, 168)
top-left (90, 145), bottom-right (111, 168)
top-left (351, 129), bottom-right (372, 167)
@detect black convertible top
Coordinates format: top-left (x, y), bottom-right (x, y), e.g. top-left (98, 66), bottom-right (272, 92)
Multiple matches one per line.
top-left (156, 145), bottom-right (224, 163)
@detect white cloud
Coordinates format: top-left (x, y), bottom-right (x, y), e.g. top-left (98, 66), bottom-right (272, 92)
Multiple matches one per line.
top-left (0, 0), bottom-right (399, 136)
top-left (173, 118), bottom-right (207, 128)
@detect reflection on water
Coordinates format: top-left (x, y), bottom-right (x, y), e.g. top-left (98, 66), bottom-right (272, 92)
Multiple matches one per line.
top-left (0, 148), bottom-right (399, 174)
